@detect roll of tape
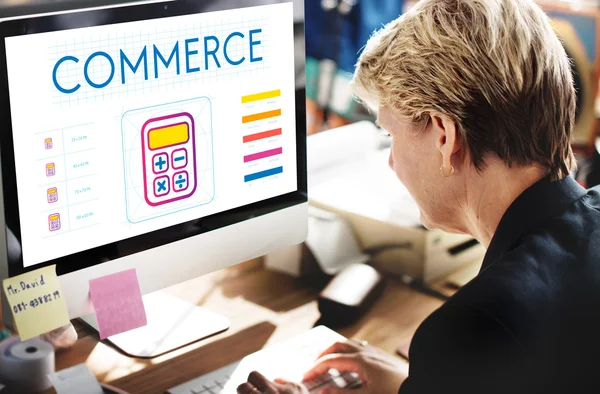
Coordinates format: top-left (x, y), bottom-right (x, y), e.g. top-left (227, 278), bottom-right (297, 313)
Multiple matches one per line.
top-left (0, 336), bottom-right (55, 392)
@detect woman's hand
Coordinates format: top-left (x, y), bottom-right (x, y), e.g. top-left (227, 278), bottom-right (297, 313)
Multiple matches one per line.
top-left (302, 340), bottom-right (409, 394)
top-left (238, 340), bottom-right (408, 394)
top-left (237, 371), bottom-right (309, 394)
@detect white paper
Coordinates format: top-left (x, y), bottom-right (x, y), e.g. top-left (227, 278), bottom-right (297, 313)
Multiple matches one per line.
top-left (307, 121), bottom-right (380, 176)
top-left (49, 364), bottom-right (103, 394)
top-left (308, 122), bottom-right (422, 227)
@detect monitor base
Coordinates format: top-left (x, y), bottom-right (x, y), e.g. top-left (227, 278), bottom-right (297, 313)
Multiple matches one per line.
top-left (79, 291), bottom-right (230, 358)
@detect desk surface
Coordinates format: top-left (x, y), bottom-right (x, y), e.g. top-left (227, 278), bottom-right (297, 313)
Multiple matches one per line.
top-left (31, 260), bottom-right (444, 394)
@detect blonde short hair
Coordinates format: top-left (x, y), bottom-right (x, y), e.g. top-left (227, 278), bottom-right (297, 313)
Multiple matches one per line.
top-left (353, 0), bottom-right (576, 180)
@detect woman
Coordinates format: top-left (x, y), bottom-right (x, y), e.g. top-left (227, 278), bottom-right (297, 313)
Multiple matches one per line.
top-left (238, 0), bottom-right (600, 393)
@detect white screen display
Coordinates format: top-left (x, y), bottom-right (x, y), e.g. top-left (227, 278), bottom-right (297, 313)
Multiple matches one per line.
top-left (4, 3), bottom-right (298, 267)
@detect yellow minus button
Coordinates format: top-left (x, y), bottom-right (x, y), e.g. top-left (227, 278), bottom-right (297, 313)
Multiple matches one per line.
top-left (148, 123), bottom-right (189, 150)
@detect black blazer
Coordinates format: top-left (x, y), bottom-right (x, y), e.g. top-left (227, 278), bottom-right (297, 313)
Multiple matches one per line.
top-left (399, 176), bottom-right (600, 394)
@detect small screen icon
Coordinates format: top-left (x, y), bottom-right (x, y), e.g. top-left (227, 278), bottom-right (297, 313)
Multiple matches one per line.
top-left (48, 213), bottom-right (61, 232)
top-left (47, 187), bottom-right (58, 203)
top-left (46, 163), bottom-right (55, 177)
top-left (45, 138), bottom-right (53, 150)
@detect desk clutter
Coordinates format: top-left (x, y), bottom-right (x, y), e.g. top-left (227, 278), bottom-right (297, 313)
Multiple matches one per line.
top-left (0, 265), bottom-right (148, 392)
top-left (2, 265), bottom-right (147, 342)
top-left (0, 334), bottom-right (110, 393)
top-left (0, 335), bottom-right (54, 392)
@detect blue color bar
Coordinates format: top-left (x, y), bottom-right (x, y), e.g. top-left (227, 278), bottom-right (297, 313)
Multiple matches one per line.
top-left (244, 166), bottom-right (283, 182)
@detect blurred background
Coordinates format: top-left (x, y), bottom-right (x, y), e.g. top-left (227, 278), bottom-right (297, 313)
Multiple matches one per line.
top-left (304, 0), bottom-right (600, 187)
top-left (2, 0), bottom-right (600, 184)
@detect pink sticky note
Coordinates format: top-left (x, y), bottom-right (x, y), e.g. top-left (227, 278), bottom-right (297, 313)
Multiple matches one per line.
top-left (89, 269), bottom-right (147, 339)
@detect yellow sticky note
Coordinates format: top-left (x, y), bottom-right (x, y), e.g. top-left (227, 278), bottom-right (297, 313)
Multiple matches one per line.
top-left (2, 265), bottom-right (70, 340)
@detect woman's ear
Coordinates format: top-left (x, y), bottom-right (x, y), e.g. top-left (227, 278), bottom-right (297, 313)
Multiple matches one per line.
top-left (431, 113), bottom-right (461, 172)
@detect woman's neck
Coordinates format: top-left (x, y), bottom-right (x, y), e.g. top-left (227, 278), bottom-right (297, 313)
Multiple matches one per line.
top-left (461, 160), bottom-right (548, 248)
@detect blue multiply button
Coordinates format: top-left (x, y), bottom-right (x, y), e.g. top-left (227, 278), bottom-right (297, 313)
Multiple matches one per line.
top-left (153, 175), bottom-right (170, 197)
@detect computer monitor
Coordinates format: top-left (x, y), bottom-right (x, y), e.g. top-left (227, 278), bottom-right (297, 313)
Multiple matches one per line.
top-left (0, 0), bottom-right (307, 356)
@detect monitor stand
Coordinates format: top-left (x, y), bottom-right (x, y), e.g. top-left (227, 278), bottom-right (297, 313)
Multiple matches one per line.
top-left (79, 291), bottom-right (230, 358)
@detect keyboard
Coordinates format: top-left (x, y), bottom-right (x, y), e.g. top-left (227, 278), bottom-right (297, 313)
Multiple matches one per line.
top-left (166, 326), bottom-right (362, 394)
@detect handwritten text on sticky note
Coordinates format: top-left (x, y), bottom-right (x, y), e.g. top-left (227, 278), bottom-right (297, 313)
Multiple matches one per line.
top-left (2, 264), bottom-right (70, 341)
top-left (89, 268), bottom-right (147, 339)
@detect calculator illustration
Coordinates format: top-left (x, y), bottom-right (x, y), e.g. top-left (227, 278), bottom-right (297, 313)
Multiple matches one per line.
top-left (48, 213), bottom-right (61, 232)
top-left (46, 163), bottom-right (55, 177)
top-left (47, 187), bottom-right (58, 203)
top-left (141, 112), bottom-right (197, 207)
top-left (45, 138), bottom-right (53, 150)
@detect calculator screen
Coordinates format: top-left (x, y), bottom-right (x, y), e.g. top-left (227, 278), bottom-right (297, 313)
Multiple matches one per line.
top-left (1, 0), bottom-right (304, 270)
top-left (148, 124), bottom-right (189, 150)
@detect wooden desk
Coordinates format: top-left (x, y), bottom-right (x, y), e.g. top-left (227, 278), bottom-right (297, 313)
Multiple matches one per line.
top-left (40, 260), bottom-right (444, 394)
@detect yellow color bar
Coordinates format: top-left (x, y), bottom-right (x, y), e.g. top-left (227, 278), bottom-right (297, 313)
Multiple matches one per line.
top-left (48, 188), bottom-right (57, 194)
top-left (242, 90), bottom-right (281, 104)
top-left (242, 109), bottom-right (282, 124)
top-left (49, 214), bottom-right (59, 221)
top-left (149, 123), bottom-right (189, 150)
top-left (46, 163), bottom-right (55, 169)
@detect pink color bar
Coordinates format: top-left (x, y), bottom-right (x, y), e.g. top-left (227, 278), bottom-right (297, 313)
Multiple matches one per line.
top-left (244, 147), bottom-right (283, 163)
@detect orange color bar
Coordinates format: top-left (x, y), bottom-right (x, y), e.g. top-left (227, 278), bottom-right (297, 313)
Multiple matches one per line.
top-left (242, 109), bottom-right (281, 124)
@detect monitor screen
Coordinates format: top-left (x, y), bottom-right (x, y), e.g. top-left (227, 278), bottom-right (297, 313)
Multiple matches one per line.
top-left (0, 0), bottom-right (305, 274)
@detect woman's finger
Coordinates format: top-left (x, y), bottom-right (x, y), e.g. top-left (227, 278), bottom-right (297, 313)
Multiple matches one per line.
top-left (303, 354), bottom-right (365, 381)
top-left (237, 382), bottom-right (255, 394)
top-left (248, 371), bottom-right (275, 391)
top-left (317, 341), bottom-right (361, 359)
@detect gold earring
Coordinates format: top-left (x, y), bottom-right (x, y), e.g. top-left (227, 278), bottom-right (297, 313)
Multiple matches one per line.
top-left (440, 165), bottom-right (454, 177)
